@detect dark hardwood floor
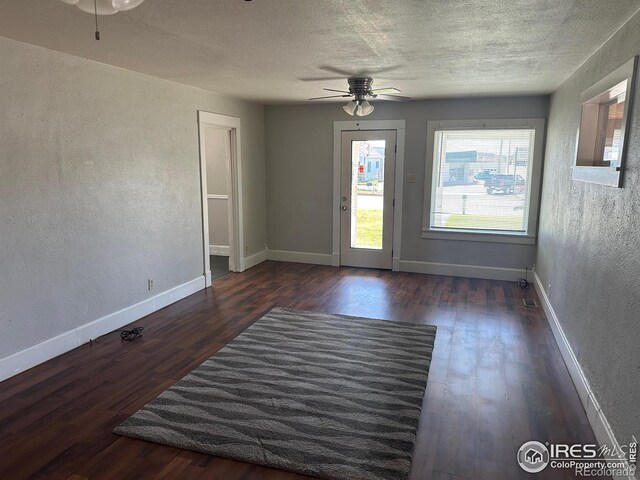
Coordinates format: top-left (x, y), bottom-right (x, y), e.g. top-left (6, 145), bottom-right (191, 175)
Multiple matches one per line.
top-left (209, 255), bottom-right (230, 281)
top-left (0, 261), bottom-right (602, 479)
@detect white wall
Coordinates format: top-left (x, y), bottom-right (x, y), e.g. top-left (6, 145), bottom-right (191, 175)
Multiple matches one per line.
top-left (265, 96), bottom-right (549, 271)
top-left (0, 36), bottom-right (266, 360)
top-left (537, 10), bottom-right (640, 448)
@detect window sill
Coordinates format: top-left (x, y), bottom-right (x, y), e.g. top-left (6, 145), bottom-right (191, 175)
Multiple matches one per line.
top-left (422, 228), bottom-right (536, 245)
top-left (571, 166), bottom-right (621, 187)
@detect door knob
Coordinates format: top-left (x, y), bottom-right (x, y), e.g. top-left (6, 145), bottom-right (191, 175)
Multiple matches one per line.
top-left (341, 205), bottom-right (348, 211)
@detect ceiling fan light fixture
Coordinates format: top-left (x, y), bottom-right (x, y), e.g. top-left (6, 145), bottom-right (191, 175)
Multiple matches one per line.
top-left (310, 77), bottom-right (409, 114)
top-left (76, 0), bottom-right (117, 15)
top-left (63, 0), bottom-right (145, 15)
top-left (356, 100), bottom-right (374, 117)
top-left (343, 100), bottom-right (358, 116)
top-left (111, 0), bottom-right (146, 11)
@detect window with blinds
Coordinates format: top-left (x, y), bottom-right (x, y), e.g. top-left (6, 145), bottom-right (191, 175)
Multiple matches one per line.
top-left (430, 129), bottom-right (535, 233)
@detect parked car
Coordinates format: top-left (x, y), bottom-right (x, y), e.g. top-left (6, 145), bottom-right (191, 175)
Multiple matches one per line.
top-left (473, 170), bottom-right (496, 181)
top-left (485, 174), bottom-right (526, 194)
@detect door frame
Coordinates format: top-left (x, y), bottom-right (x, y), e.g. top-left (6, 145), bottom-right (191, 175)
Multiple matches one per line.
top-left (198, 111), bottom-right (243, 285)
top-left (339, 129), bottom-right (397, 269)
top-left (332, 120), bottom-right (405, 271)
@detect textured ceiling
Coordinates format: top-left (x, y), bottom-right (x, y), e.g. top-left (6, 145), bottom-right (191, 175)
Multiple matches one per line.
top-left (0, 0), bottom-right (639, 103)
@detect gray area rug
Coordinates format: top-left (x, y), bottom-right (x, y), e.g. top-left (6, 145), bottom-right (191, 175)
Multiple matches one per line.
top-left (114, 307), bottom-right (437, 480)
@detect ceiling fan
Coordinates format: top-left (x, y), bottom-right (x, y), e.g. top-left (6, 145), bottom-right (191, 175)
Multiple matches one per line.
top-left (60, 0), bottom-right (146, 40)
top-left (309, 78), bottom-right (411, 116)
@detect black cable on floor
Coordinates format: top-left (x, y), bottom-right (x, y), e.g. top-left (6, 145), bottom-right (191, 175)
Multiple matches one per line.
top-left (516, 267), bottom-right (530, 289)
top-left (118, 327), bottom-right (144, 340)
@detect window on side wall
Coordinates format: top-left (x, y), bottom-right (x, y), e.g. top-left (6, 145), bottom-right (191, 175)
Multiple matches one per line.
top-left (422, 119), bottom-right (545, 244)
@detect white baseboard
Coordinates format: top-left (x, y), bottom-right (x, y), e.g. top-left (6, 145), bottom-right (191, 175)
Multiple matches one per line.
top-left (267, 250), bottom-right (333, 266)
top-left (264, 254), bottom-right (522, 281)
top-left (0, 276), bottom-right (206, 383)
top-left (240, 250), bottom-right (267, 271)
top-left (533, 272), bottom-right (634, 480)
top-left (209, 245), bottom-right (230, 256)
top-left (399, 260), bottom-right (523, 281)
top-left (0, 329), bottom-right (79, 384)
top-left (392, 256), bottom-right (400, 272)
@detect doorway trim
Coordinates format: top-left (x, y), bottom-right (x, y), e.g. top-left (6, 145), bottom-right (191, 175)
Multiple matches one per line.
top-left (332, 120), bottom-right (406, 271)
top-left (198, 111), bottom-right (243, 285)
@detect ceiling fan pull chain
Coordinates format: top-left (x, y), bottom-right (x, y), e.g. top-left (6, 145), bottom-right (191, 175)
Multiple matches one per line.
top-left (94, 0), bottom-right (100, 40)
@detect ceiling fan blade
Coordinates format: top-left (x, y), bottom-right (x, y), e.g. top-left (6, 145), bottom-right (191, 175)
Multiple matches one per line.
top-left (309, 94), bottom-right (353, 100)
top-left (376, 94), bottom-right (412, 102)
top-left (365, 65), bottom-right (402, 75)
top-left (323, 88), bottom-right (350, 93)
top-left (317, 65), bottom-right (354, 77)
top-left (302, 65), bottom-right (410, 82)
top-left (299, 76), bottom-right (347, 82)
top-left (371, 87), bottom-right (401, 94)
top-left (324, 65), bottom-right (401, 77)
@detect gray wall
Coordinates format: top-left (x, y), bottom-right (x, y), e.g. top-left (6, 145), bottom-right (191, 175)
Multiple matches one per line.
top-left (0, 36), bottom-right (266, 358)
top-left (265, 96), bottom-right (549, 268)
top-left (537, 11), bottom-right (640, 446)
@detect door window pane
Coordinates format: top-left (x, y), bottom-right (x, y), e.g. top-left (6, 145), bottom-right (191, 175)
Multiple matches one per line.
top-left (351, 140), bottom-right (385, 249)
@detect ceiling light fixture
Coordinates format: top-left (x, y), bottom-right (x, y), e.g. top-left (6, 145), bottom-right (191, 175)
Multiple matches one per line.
top-left (356, 100), bottom-right (374, 117)
top-left (343, 99), bottom-right (375, 117)
top-left (60, 0), bottom-right (145, 39)
top-left (61, 0), bottom-right (145, 15)
top-left (343, 100), bottom-right (358, 115)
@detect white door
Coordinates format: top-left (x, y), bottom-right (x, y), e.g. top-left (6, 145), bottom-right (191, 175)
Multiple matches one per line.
top-left (205, 127), bottom-right (233, 259)
top-left (340, 130), bottom-right (396, 269)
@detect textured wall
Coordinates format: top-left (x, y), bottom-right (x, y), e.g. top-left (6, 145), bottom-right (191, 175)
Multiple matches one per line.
top-left (265, 96), bottom-right (549, 268)
top-left (0, 36), bottom-right (266, 358)
top-left (537, 12), bottom-right (640, 445)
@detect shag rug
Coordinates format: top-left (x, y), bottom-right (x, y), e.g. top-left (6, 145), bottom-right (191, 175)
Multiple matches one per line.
top-left (114, 307), bottom-right (437, 480)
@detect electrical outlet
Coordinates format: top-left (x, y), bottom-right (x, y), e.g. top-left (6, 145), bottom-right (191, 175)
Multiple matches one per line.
top-left (244, 245), bottom-right (249, 254)
top-left (547, 283), bottom-right (551, 294)
top-left (406, 174), bottom-right (418, 183)
top-left (148, 279), bottom-right (154, 290)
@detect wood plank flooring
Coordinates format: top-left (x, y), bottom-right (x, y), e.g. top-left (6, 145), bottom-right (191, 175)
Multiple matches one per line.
top-left (0, 261), bottom-right (603, 479)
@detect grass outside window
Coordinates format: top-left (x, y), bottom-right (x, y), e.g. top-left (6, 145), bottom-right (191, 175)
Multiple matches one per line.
top-left (354, 209), bottom-right (383, 248)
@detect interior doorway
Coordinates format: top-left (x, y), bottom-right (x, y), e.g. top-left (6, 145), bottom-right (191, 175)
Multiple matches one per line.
top-left (198, 111), bottom-right (243, 286)
top-left (204, 127), bottom-right (232, 281)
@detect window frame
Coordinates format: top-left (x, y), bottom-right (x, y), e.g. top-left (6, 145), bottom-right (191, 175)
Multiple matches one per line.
top-left (572, 56), bottom-right (637, 187)
top-left (422, 118), bottom-right (546, 245)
